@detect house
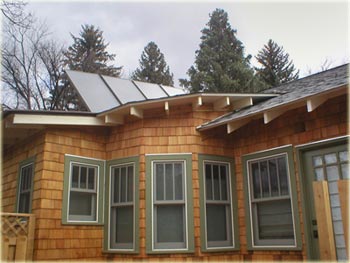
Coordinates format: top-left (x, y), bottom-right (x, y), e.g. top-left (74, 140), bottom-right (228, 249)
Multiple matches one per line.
top-left (1, 64), bottom-right (348, 261)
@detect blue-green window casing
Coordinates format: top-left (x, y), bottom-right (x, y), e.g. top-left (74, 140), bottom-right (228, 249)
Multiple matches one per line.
top-left (198, 154), bottom-right (239, 252)
top-left (16, 156), bottom-right (36, 213)
top-left (146, 154), bottom-right (194, 254)
top-left (242, 145), bottom-right (302, 250)
top-left (62, 155), bottom-right (105, 225)
top-left (104, 156), bottom-right (140, 253)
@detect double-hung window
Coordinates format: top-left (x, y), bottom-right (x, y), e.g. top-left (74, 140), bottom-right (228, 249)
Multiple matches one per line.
top-left (17, 157), bottom-right (35, 213)
top-left (243, 146), bottom-right (301, 249)
top-left (62, 155), bottom-right (104, 224)
top-left (146, 154), bottom-right (194, 253)
top-left (198, 154), bottom-right (238, 251)
top-left (105, 156), bottom-right (139, 253)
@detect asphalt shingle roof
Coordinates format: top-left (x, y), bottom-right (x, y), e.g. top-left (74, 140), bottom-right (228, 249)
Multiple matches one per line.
top-left (198, 64), bottom-right (349, 130)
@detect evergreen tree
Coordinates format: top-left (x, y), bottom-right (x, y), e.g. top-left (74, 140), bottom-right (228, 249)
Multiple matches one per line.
top-left (255, 39), bottom-right (299, 87)
top-left (180, 9), bottom-right (261, 93)
top-left (132, 41), bottom-right (174, 86)
top-left (64, 24), bottom-right (122, 76)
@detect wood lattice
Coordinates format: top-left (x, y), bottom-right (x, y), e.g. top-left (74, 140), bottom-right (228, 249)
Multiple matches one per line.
top-left (2, 214), bottom-right (29, 238)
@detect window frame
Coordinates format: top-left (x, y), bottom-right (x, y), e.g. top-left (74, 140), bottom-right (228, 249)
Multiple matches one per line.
top-left (62, 155), bottom-right (105, 225)
top-left (16, 156), bottom-right (36, 213)
top-left (198, 154), bottom-right (239, 252)
top-left (242, 145), bottom-right (302, 250)
top-left (104, 156), bottom-right (140, 254)
top-left (145, 154), bottom-right (194, 254)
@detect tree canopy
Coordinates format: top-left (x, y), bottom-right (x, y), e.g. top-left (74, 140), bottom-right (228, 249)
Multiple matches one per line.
top-left (131, 41), bottom-right (174, 86)
top-left (63, 24), bottom-right (122, 77)
top-left (255, 39), bottom-right (299, 87)
top-left (180, 8), bottom-right (262, 93)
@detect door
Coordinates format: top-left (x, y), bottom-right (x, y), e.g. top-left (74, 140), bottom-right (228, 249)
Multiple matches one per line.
top-left (301, 143), bottom-right (349, 260)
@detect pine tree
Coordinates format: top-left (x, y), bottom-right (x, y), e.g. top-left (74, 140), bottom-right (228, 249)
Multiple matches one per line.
top-left (64, 24), bottom-right (122, 76)
top-left (180, 9), bottom-right (260, 93)
top-left (255, 39), bottom-right (299, 88)
top-left (132, 41), bottom-right (174, 86)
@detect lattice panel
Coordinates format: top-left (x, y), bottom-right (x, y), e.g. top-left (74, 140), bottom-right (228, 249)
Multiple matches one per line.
top-left (1, 214), bottom-right (29, 238)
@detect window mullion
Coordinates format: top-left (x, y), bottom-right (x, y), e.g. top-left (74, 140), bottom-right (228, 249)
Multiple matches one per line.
top-left (211, 164), bottom-right (214, 201)
top-left (125, 169), bottom-right (128, 202)
top-left (219, 165), bottom-right (222, 201)
top-left (276, 158), bottom-right (281, 196)
top-left (267, 160), bottom-right (271, 197)
top-left (172, 163), bottom-right (175, 200)
top-left (258, 162), bottom-right (262, 198)
top-left (119, 169), bottom-right (122, 203)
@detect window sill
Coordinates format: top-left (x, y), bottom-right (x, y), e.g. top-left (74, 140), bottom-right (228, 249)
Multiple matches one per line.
top-left (61, 220), bottom-right (104, 226)
top-left (146, 248), bottom-right (195, 254)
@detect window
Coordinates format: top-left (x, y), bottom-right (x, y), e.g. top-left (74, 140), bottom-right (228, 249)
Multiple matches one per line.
top-left (104, 156), bottom-right (139, 253)
top-left (198, 154), bottom-right (239, 251)
top-left (16, 157), bottom-right (35, 213)
top-left (62, 155), bottom-right (104, 225)
top-left (243, 146), bottom-right (301, 249)
top-left (145, 154), bottom-right (194, 253)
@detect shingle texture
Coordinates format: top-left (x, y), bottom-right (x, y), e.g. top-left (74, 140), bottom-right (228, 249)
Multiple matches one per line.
top-left (198, 64), bottom-right (349, 130)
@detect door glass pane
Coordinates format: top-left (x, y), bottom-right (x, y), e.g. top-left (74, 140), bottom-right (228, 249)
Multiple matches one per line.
top-left (120, 167), bottom-right (127, 202)
top-left (339, 151), bottom-right (348, 162)
top-left (269, 159), bottom-right (279, 196)
top-left (205, 164), bottom-right (212, 200)
top-left (88, 168), bottom-right (95, 190)
top-left (113, 168), bottom-right (120, 203)
top-left (327, 166), bottom-right (340, 181)
top-left (260, 161), bottom-right (269, 197)
top-left (155, 164), bottom-right (164, 201)
top-left (115, 206), bottom-right (134, 244)
top-left (251, 162), bottom-right (261, 199)
top-left (127, 166), bottom-right (134, 202)
top-left (165, 163), bottom-right (174, 200)
top-left (325, 153), bottom-right (337, 164)
top-left (328, 181), bottom-right (339, 194)
top-left (331, 207), bottom-right (342, 221)
top-left (278, 157), bottom-right (289, 195)
top-left (330, 194), bottom-right (340, 207)
top-left (156, 205), bottom-right (184, 244)
top-left (315, 168), bottom-right (325, 181)
top-left (333, 221), bottom-right (344, 235)
top-left (174, 163), bottom-right (183, 200)
top-left (80, 167), bottom-right (87, 189)
top-left (220, 165), bottom-right (228, 201)
top-left (72, 165), bottom-right (79, 188)
top-left (69, 192), bottom-right (96, 219)
top-left (206, 204), bottom-right (228, 242)
top-left (341, 164), bottom-right (349, 179)
top-left (312, 156), bottom-right (323, 166)
top-left (213, 165), bottom-right (220, 200)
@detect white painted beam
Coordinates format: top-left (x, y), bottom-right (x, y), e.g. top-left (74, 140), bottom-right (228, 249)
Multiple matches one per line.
top-left (193, 96), bottom-right (203, 109)
top-left (307, 95), bottom-right (328, 112)
top-left (263, 108), bottom-right (286, 124)
top-left (104, 114), bottom-right (124, 124)
top-left (130, 106), bottom-right (143, 118)
top-left (214, 96), bottom-right (230, 110)
top-left (232, 97), bottom-right (253, 110)
top-left (227, 119), bottom-right (250, 134)
top-left (165, 101), bottom-right (169, 115)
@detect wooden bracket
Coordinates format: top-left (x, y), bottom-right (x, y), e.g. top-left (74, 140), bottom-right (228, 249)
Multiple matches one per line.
top-left (165, 101), bottom-right (169, 115)
top-left (227, 119), bottom-right (250, 134)
top-left (104, 114), bottom-right (124, 124)
top-left (130, 106), bottom-right (143, 118)
top-left (193, 96), bottom-right (203, 109)
top-left (307, 95), bottom-right (328, 112)
top-left (214, 96), bottom-right (230, 110)
top-left (263, 108), bottom-right (286, 124)
top-left (232, 97), bottom-right (253, 110)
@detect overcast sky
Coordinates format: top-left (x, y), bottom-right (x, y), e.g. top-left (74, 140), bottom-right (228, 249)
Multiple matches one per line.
top-left (27, 0), bottom-right (349, 86)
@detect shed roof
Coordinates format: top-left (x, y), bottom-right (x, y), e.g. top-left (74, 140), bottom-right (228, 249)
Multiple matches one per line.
top-left (197, 64), bottom-right (349, 132)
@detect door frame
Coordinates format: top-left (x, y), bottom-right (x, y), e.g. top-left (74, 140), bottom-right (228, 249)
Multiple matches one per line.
top-left (296, 135), bottom-right (349, 260)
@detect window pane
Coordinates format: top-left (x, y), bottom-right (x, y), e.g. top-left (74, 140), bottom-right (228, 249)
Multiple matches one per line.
top-left (174, 163), bottom-right (183, 200)
top-left (251, 162), bottom-right (261, 199)
top-left (313, 155), bottom-right (323, 166)
top-left (260, 161), bottom-right (270, 198)
top-left (213, 165), bottom-right (220, 200)
top-left (115, 206), bottom-right (134, 245)
top-left (80, 166), bottom-right (87, 189)
top-left (18, 193), bottom-right (30, 213)
top-left (165, 163), bottom-right (174, 200)
top-left (155, 164), bottom-right (164, 201)
top-left (339, 151), bottom-right (348, 162)
top-left (88, 168), bottom-right (95, 190)
top-left (72, 165), bottom-right (79, 188)
top-left (20, 172), bottom-right (28, 191)
top-left (127, 166), bottom-right (134, 202)
top-left (205, 164), bottom-right (213, 200)
top-left (278, 157), bottom-right (289, 195)
top-left (315, 168), bottom-right (325, 181)
top-left (69, 192), bottom-right (96, 220)
top-left (113, 168), bottom-right (120, 203)
top-left (120, 167), bottom-right (127, 202)
top-left (341, 164), bottom-right (349, 179)
top-left (269, 159), bottom-right (279, 196)
top-left (206, 204), bottom-right (230, 242)
top-left (220, 165), bottom-right (228, 201)
top-left (327, 166), bottom-right (340, 181)
top-left (325, 153), bottom-right (337, 164)
top-left (256, 199), bottom-right (294, 240)
top-left (156, 205), bottom-right (184, 244)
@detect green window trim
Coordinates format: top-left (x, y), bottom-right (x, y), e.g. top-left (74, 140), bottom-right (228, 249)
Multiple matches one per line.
top-left (198, 154), bottom-right (239, 252)
top-left (242, 145), bottom-right (302, 250)
top-left (62, 155), bottom-right (105, 225)
top-left (103, 156), bottom-right (140, 254)
top-left (15, 156), bottom-right (36, 213)
top-left (145, 154), bottom-right (195, 254)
